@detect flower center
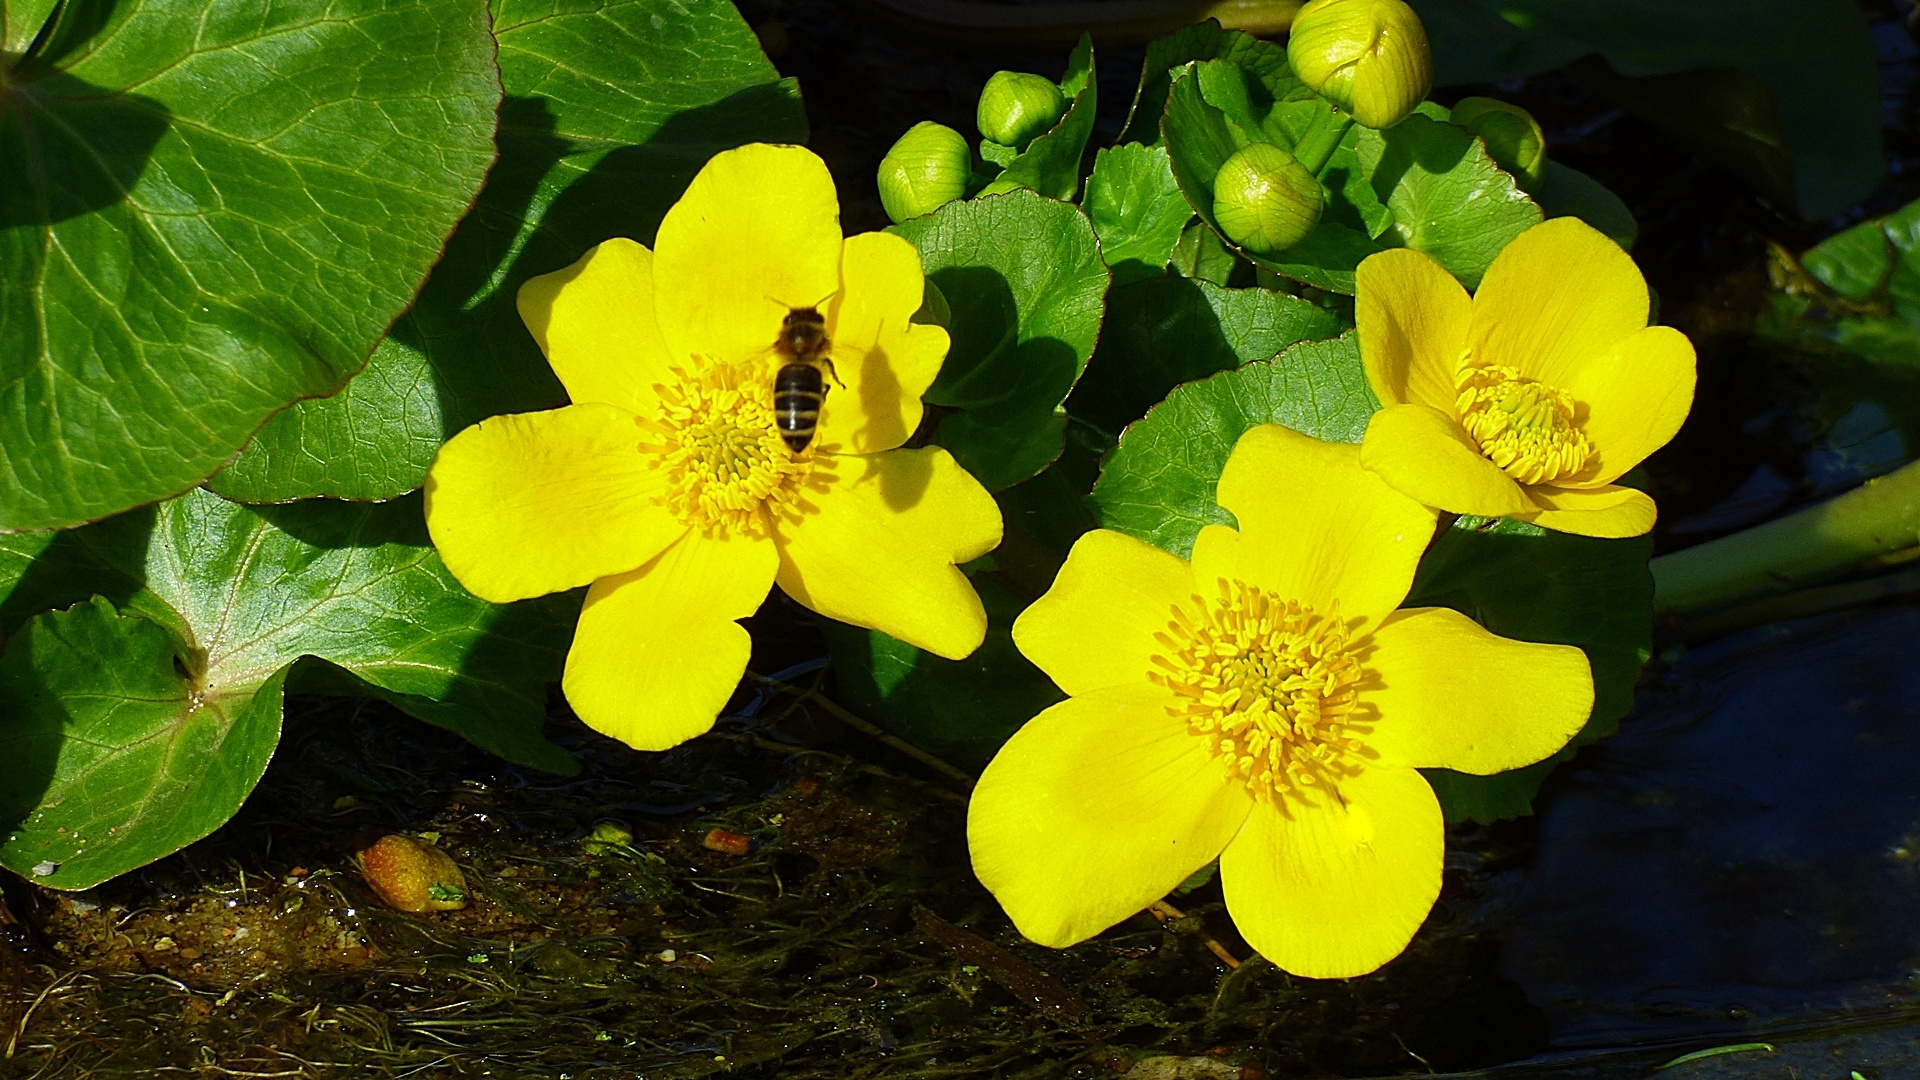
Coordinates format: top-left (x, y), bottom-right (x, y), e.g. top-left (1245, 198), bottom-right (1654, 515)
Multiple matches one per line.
top-left (643, 363), bottom-right (813, 538)
top-left (1455, 363), bottom-right (1591, 485)
top-left (1149, 579), bottom-right (1370, 806)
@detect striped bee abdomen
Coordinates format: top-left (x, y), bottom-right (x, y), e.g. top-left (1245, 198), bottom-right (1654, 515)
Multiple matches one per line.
top-left (774, 361), bottom-right (827, 452)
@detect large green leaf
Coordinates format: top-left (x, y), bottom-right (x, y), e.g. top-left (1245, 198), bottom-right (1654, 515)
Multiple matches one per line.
top-left (207, 0), bottom-right (807, 503)
top-left (0, 489), bottom-right (577, 785)
top-left (1089, 332), bottom-right (1377, 557)
top-left (1409, 0), bottom-right (1881, 219)
top-left (1351, 114), bottom-right (1542, 289)
top-left (1083, 143), bottom-right (1193, 286)
top-left (0, 0), bottom-right (501, 530)
top-left (1407, 515), bottom-right (1654, 823)
top-left (0, 597), bottom-right (289, 890)
top-left (1069, 277), bottom-right (1348, 437)
top-left (890, 190), bottom-right (1109, 491)
top-left (977, 33), bottom-right (1096, 203)
top-left (1758, 195), bottom-right (1920, 369)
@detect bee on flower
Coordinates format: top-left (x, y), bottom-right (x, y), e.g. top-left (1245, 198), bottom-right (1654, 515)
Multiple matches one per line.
top-left (968, 424), bottom-right (1593, 978)
top-left (425, 143), bottom-right (1002, 751)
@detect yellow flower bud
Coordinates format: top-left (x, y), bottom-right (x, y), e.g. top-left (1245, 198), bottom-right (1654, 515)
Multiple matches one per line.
top-left (977, 70), bottom-right (1066, 151)
top-left (1212, 143), bottom-right (1325, 255)
top-left (1450, 96), bottom-right (1548, 194)
top-left (1287, 0), bottom-right (1433, 130)
top-left (877, 121), bottom-right (972, 224)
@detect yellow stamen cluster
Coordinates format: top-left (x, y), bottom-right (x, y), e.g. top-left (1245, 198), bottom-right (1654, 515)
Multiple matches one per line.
top-left (1149, 579), bottom-right (1370, 807)
top-left (1455, 363), bottom-right (1591, 485)
top-left (643, 363), bottom-right (812, 538)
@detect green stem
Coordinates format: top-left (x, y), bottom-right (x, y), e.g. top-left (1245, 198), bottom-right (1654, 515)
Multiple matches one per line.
top-left (1652, 458), bottom-right (1920, 615)
top-left (1290, 110), bottom-right (1354, 178)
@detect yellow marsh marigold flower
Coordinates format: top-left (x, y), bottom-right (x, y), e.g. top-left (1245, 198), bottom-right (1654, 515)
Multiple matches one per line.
top-left (425, 144), bottom-right (1002, 751)
top-left (969, 424), bottom-right (1592, 978)
top-left (1356, 217), bottom-right (1696, 538)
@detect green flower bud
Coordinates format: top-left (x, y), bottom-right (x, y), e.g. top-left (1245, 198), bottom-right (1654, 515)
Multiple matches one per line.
top-left (1450, 96), bottom-right (1548, 194)
top-left (1212, 143), bottom-right (1325, 255)
top-left (877, 121), bottom-right (972, 224)
top-left (977, 71), bottom-right (1066, 151)
top-left (1287, 0), bottom-right (1433, 130)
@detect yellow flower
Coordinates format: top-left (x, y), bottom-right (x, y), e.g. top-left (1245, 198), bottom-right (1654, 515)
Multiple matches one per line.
top-left (424, 144), bottom-right (1002, 751)
top-left (1356, 217), bottom-right (1696, 538)
top-left (969, 424), bottom-right (1592, 978)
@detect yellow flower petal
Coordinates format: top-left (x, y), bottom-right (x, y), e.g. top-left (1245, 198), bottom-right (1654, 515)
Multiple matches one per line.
top-left (1362, 607), bottom-right (1593, 774)
top-left (425, 404), bottom-right (685, 603)
top-left (1012, 528), bottom-right (1196, 697)
top-left (1201, 424), bottom-right (1437, 626)
top-left (1360, 403), bottom-right (1534, 518)
top-left (1356, 247), bottom-right (1471, 411)
top-left (968, 682), bottom-right (1253, 948)
top-left (652, 144), bottom-right (843, 367)
top-left (1563, 325), bottom-right (1697, 486)
top-left (561, 530), bottom-right (777, 751)
top-left (1219, 765), bottom-right (1441, 978)
top-left (773, 447), bottom-right (1000, 660)
top-left (516, 238), bottom-right (673, 414)
top-left (1469, 217), bottom-right (1649, 389)
top-left (820, 231), bottom-right (950, 455)
top-left (1519, 484), bottom-right (1658, 538)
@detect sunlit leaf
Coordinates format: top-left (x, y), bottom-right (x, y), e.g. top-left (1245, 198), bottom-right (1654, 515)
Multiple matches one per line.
top-left (1084, 143), bottom-right (1193, 285)
top-left (891, 190), bottom-right (1109, 491)
top-left (0, 0), bottom-right (500, 530)
top-left (208, 0), bottom-right (807, 502)
top-left (1090, 332), bottom-right (1377, 557)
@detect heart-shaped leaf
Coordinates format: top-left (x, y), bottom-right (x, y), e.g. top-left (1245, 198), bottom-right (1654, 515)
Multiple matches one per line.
top-left (0, 487), bottom-right (577, 890)
top-left (1089, 332), bottom-right (1377, 557)
top-left (1069, 277), bottom-right (1348, 436)
top-left (891, 190), bottom-right (1109, 491)
top-left (207, 0), bottom-right (808, 503)
top-left (0, 0), bottom-right (501, 530)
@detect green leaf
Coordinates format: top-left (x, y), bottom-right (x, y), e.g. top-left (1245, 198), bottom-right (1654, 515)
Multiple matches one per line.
top-left (978, 33), bottom-right (1096, 202)
top-left (1089, 332), bottom-right (1377, 557)
top-left (0, 490), bottom-right (577, 778)
top-left (1069, 277), bottom-right (1348, 436)
top-left (207, 0), bottom-right (808, 503)
top-left (1084, 144), bottom-right (1193, 285)
top-left (1758, 196), bottom-right (1920, 369)
top-left (1407, 514), bottom-right (1654, 823)
top-left (890, 190), bottom-right (1109, 490)
top-left (824, 575), bottom-right (1064, 772)
top-left (1119, 20), bottom-right (1306, 147)
top-left (1351, 114), bottom-right (1542, 289)
top-left (1169, 218), bottom-right (1241, 286)
top-left (1537, 160), bottom-right (1638, 250)
top-left (0, 597), bottom-right (289, 890)
top-left (0, 0), bottom-right (501, 531)
top-left (1411, 0), bottom-right (1881, 219)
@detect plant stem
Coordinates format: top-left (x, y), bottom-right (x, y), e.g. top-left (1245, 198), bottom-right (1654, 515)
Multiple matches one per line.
top-left (1652, 458), bottom-right (1920, 615)
top-left (1291, 110), bottom-right (1354, 178)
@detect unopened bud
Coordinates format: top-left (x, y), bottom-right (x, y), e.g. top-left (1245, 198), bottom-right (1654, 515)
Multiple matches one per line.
top-left (877, 121), bottom-right (972, 224)
top-left (1287, 0), bottom-right (1433, 130)
top-left (1212, 143), bottom-right (1325, 255)
top-left (977, 71), bottom-right (1066, 151)
top-left (1450, 96), bottom-right (1548, 194)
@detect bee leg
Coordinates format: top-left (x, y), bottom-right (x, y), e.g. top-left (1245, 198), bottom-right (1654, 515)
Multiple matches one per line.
top-left (822, 356), bottom-right (847, 390)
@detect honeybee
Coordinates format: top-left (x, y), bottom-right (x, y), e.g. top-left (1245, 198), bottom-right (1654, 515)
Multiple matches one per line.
top-left (771, 306), bottom-right (842, 454)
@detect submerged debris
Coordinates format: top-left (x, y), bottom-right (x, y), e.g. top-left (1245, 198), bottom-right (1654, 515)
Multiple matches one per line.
top-left (355, 834), bottom-right (469, 913)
